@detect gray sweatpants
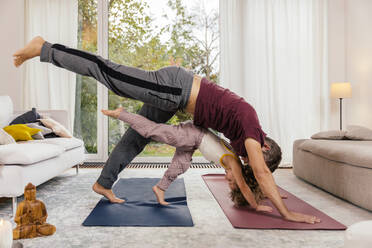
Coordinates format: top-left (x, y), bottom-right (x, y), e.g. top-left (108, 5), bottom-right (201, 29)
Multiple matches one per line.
top-left (40, 42), bottom-right (194, 189)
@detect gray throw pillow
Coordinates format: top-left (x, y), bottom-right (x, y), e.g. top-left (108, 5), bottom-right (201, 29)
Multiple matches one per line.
top-left (311, 130), bottom-right (347, 140)
top-left (26, 123), bottom-right (53, 140)
top-left (32, 131), bottom-right (45, 140)
top-left (26, 123), bottom-right (53, 135)
top-left (345, 125), bottom-right (372, 140)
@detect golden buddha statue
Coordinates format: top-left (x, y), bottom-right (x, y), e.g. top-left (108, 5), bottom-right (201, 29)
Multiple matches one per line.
top-left (13, 183), bottom-right (56, 239)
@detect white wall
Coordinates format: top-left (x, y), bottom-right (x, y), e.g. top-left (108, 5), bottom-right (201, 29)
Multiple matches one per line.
top-left (328, 0), bottom-right (346, 130)
top-left (328, 0), bottom-right (372, 129)
top-left (345, 0), bottom-right (372, 128)
top-left (0, 0), bottom-right (24, 110)
top-left (2, 0), bottom-right (371, 127)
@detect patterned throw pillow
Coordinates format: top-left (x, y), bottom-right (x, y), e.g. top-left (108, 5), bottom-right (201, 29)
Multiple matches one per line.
top-left (0, 128), bottom-right (16, 145)
top-left (3, 124), bottom-right (41, 141)
top-left (38, 118), bottom-right (72, 138)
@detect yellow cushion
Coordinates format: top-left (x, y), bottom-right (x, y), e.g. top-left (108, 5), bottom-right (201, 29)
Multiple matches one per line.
top-left (3, 124), bottom-right (41, 141)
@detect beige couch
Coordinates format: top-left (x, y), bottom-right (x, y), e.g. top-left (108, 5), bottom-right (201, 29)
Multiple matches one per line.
top-left (293, 139), bottom-right (372, 211)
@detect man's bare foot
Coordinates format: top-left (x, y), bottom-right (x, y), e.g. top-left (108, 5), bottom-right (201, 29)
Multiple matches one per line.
top-left (152, 185), bottom-right (169, 206)
top-left (101, 107), bottom-right (125, 119)
top-left (13, 36), bottom-right (45, 67)
top-left (92, 182), bottom-right (125, 204)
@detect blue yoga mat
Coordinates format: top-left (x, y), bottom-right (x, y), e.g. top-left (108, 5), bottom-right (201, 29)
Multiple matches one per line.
top-left (83, 178), bottom-right (194, 226)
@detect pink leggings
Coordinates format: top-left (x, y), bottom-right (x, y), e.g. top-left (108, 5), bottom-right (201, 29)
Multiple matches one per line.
top-left (118, 109), bottom-right (204, 190)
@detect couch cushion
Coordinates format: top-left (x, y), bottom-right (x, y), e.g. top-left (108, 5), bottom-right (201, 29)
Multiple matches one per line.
top-left (0, 128), bottom-right (16, 145)
top-left (299, 139), bottom-right (372, 169)
top-left (19, 137), bottom-right (84, 151)
top-left (311, 130), bottom-right (347, 140)
top-left (346, 125), bottom-right (372, 141)
top-left (0, 143), bottom-right (64, 165)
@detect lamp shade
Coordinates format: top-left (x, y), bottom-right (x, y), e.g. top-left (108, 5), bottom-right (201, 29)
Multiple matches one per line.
top-left (331, 82), bottom-right (352, 98)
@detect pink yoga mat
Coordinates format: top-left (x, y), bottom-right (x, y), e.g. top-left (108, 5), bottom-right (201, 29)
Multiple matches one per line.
top-left (202, 174), bottom-right (347, 230)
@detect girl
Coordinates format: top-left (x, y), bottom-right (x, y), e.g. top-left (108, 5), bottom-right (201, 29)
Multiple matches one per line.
top-left (102, 107), bottom-right (279, 213)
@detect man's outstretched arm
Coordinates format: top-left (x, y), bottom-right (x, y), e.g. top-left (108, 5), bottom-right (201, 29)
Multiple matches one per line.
top-left (244, 138), bottom-right (321, 224)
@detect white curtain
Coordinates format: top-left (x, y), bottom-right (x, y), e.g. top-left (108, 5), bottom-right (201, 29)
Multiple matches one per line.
top-left (220, 0), bottom-right (328, 164)
top-left (23, 0), bottom-right (78, 131)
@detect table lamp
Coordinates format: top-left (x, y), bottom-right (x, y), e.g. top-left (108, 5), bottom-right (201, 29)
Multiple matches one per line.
top-left (330, 82), bottom-right (352, 130)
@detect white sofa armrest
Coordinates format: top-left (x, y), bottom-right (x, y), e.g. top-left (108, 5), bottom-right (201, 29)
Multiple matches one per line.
top-left (12, 110), bottom-right (71, 133)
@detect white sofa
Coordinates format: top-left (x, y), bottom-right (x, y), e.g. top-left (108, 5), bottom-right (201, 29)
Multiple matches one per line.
top-left (0, 96), bottom-right (85, 216)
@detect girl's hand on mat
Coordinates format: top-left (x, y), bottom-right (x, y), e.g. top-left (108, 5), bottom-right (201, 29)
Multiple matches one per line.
top-left (256, 205), bottom-right (273, 213)
top-left (284, 211), bottom-right (321, 224)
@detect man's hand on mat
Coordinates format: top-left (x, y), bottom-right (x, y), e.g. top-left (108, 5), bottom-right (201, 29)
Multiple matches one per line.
top-left (264, 194), bottom-right (288, 199)
top-left (256, 205), bottom-right (273, 213)
top-left (284, 211), bottom-right (321, 224)
top-left (280, 194), bottom-right (288, 199)
top-left (101, 107), bottom-right (125, 119)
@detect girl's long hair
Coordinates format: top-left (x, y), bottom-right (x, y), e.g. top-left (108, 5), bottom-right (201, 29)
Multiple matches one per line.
top-left (229, 137), bottom-right (282, 206)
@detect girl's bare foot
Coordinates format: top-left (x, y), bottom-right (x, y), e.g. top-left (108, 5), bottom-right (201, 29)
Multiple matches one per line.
top-left (13, 36), bottom-right (45, 67)
top-left (101, 107), bottom-right (125, 119)
top-left (92, 182), bottom-right (125, 204)
top-left (152, 185), bottom-right (169, 206)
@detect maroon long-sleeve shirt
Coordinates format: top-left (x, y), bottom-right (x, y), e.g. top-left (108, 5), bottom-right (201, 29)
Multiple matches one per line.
top-left (194, 78), bottom-right (266, 157)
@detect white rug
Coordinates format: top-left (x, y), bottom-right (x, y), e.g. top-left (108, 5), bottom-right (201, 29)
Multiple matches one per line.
top-left (1, 168), bottom-right (371, 248)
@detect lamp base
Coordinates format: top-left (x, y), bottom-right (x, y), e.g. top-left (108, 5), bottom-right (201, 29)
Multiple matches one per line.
top-left (339, 98), bottom-right (343, 130)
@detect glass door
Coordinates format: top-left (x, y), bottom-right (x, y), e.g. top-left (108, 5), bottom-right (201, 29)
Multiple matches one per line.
top-left (77, 0), bottom-right (219, 162)
top-left (75, 0), bottom-right (99, 161)
top-left (106, 0), bottom-right (220, 162)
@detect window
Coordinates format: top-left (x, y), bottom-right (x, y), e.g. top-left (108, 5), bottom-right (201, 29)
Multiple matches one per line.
top-left (75, 0), bottom-right (98, 154)
top-left (76, 0), bottom-right (219, 161)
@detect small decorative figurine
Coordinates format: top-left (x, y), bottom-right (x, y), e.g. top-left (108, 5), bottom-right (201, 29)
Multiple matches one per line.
top-left (13, 183), bottom-right (56, 239)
